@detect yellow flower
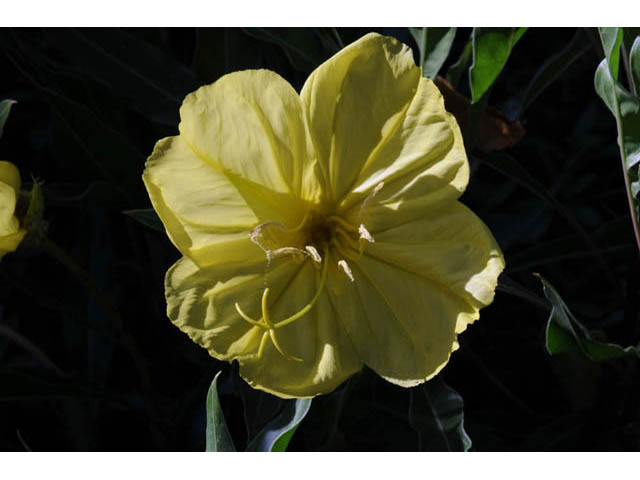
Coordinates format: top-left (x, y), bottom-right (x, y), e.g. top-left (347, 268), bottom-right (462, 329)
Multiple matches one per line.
top-left (143, 33), bottom-right (505, 398)
top-left (0, 161), bottom-right (27, 260)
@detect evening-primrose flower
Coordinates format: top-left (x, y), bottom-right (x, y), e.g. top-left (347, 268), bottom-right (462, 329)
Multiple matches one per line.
top-left (0, 161), bottom-right (27, 260)
top-left (143, 33), bottom-right (505, 398)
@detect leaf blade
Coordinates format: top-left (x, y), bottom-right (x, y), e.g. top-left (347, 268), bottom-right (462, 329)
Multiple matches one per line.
top-left (536, 274), bottom-right (639, 362)
top-left (205, 372), bottom-right (236, 452)
top-left (246, 398), bottom-right (312, 452)
top-left (409, 27), bottom-right (457, 79)
top-left (469, 27), bottom-right (527, 103)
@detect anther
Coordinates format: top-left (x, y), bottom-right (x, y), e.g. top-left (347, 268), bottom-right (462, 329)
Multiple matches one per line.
top-left (358, 224), bottom-right (375, 244)
top-left (305, 245), bottom-right (322, 263)
top-left (338, 259), bottom-right (355, 282)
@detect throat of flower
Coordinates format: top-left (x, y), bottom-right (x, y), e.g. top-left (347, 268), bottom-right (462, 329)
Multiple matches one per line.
top-left (234, 244), bottom-right (330, 362)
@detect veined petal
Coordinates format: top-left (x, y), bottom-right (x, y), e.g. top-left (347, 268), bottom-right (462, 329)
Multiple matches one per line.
top-left (166, 255), bottom-right (361, 399)
top-left (239, 260), bottom-right (362, 398)
top-left (144, 135), bottom-right (289, 268)
top-left (328, 254), bottom-right (470, 387)
top-left (301, 33), bottom-right (421, 204)
top-left (179, 69), bottom-right (322, 203)
top-left (365, 202), bottom-right (505, 335)
top-left (340, 77), bottom-right (468, 229)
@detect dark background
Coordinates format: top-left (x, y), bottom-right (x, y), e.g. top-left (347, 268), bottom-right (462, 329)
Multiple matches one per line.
top-left (0, 27), bottom-right (638, 451)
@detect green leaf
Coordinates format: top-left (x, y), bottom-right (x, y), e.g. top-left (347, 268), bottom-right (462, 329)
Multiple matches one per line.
top-left (246, 398), bottom-right (312, 452)
top-left (0, 99), bottom-right (17, 138)
top-left (515, 29), bottom-right (591, 118)
top-left (446, 38), bottom-right (472, 88)
top-left (631, 36), bottom-right (640, 98)
top-left (469, 27), bottom-right (527, 103)
top-left (409, 378), bottom-right (471, 451)
top-left (205, 372), bottom-right (236, 452)
top-left (598, 27), bottom-right (623, 79)
top-left (409, 27), bottom-right (457, 79)
top-left (535, 274), bottom-right (639, 362)
top-left (123, 208), bottom-right (164, 232)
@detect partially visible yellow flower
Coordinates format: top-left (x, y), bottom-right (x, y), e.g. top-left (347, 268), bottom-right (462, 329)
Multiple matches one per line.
top-left (0, 161), bottom-right (27, 260)
top-left (143, 33), bottom-right (505, 398)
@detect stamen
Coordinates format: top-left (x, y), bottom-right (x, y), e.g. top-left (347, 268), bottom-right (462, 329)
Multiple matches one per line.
top-left (338, 259), bottom-right (355, 282)
top-left (358, 224), bottom-right (375, 243)
top-left (305, 245), bottom-right (322, 263)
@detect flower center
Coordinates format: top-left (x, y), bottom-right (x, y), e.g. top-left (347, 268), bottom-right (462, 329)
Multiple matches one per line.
top-left (238, 183), bottom-right (384, 362)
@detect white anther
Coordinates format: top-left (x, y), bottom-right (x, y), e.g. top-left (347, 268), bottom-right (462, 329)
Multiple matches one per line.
top-left (305, 245), bottom-right (322, 263)
top-left (338, 259), bottom-right (355, 282)
top-left (358, 224), bottom-right (375, 243)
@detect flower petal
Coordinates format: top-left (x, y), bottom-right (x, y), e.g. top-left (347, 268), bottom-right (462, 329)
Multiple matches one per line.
top-left (301, 33), bottom-right (422, 203)
top-left (166, 256), bottom-right (362, 399)
top-left (0, 161), bottom-right (21, 193)
top-left (339, 77), bottom-right (468, 230)
top-left (179, 69), bottom-right (322, 203)
top-left (0, 162), bottom-right (21, 237)
top-left (365, 201), bottom-right (505, 335)
top-left (328, 202), bottom-right (503, 386)
top-left (143, 135), bottom-right (273, 267)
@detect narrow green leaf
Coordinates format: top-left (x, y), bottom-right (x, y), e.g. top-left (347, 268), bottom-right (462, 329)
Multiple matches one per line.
top-left (516, 29), bottom-right (591, 118)
top-left (598, 27), bottom-right (623, 79)
top-left (594, 34), bottom-right (640, 250)
top-left (409, 27), bottom-right (457, 79)
top-left (446, 38), bottom-right (472, 88)
top-left (246, 398), bottom-right (312, 452)
top-left (123, 209), bottom-right (164, 232)
top-left (469, 27), bottom-right (527, 103)
top-left (205, 372), bottom-right (236, 452)
top-left (536, 274), bottom-right (639, 362)
top-left (0, 99), bottom-right (17, 138)
top-left (630, 36), bottom-right (640, 98)
top-left (409, 378), bottom-right (471, 451)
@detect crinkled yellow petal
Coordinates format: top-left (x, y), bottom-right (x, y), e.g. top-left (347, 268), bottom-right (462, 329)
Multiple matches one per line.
top-left (143, 135), bottom-right (268, 268)
top-left (339, 77), bottom-right (468, 229)
top-left (300, 32), bottom-right (421, 204)
top-left (166, 256), bottom-right (362, 399)
top-left (327, 203), bottom-right (503, 387)
top-left (179, 69), bottom-right (322, 204)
